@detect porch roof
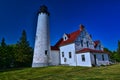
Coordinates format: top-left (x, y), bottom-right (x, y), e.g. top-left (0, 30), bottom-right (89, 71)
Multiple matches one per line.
top-left (76, 48), bottom-right (109, 54)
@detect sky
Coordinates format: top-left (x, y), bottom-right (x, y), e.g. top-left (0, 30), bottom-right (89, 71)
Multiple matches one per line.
top-left (0, 0), bottom-right (120, 51)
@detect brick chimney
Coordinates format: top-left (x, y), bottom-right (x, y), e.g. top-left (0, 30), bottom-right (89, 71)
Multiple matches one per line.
top-left (80, 24), bottom-right (85, 31)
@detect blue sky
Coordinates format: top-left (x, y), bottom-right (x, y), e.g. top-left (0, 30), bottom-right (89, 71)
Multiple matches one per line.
top-left (0, 0), bottom-right (120, 51)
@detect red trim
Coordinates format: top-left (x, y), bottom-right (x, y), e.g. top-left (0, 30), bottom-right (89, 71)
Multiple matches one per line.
top-left (76, 48), bottom-right (108, 54)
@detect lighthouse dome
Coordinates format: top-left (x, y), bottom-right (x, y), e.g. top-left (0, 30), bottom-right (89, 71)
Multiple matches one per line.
top-left (39, 5), bottom-right (50, 15)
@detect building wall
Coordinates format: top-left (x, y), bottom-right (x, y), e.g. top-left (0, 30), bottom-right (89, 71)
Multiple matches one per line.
top-left (76, 52), bottom-right (92, 67)
top-left (90, 53), bottom-right (109, 66)
top-left (50, 50), bottom-right (60, 65)
top-left (75, 30), bottom-right (94, 51)
top-left (32, 13), bottom-right (51, 67)
top-left (60, 43), bottom-right (76, 66)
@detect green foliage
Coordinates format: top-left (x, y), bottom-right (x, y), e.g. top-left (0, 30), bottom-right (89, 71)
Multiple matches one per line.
top-left (112, 40), bottom-right (120, 62)
top-left (0, 38), bottom-right (8, 69)
top-left (1, 38), bottom-right (6, 47)
top-left (0, 30), bottom-right (33, 69)
top-left (104, 48), bottom-right (112, 53)
top-left (117, 40), bottom-right (120, 54)
top-left (14, 30), bottom-right (33, 67)
top-left (0, 64), bottom-right (120, 80)
top-left (105, 40), bottom-right (120, 62)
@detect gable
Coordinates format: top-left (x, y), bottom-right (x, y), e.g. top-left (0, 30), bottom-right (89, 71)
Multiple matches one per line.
top-left (55, 30), bottom-right (81, 46)
top-left (75, 29), bottom-right (93, 42)
top-left (94, 40), bottom-right (100, 48)
top-left (75, 28), bottom-right (95, 50)
top-left (63, 33), bottom-right (69, 41)
top-left (94, 40), bottom-right (104, 50)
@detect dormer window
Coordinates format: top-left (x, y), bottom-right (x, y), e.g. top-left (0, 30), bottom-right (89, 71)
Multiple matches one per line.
top-left (64, 37), bottom-right (67, 40)
top-left (63, 33), bottom-right (69, 41)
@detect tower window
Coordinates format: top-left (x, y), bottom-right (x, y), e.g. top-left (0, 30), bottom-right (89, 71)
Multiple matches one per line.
top-left (62, 52), bottom-right (64, 57)
top-left (45, 50), bottom-right (47, 55)
top-left (69, 52), bottom-right (72, 58)
top-left (81, 55), bottom-right (85, 62)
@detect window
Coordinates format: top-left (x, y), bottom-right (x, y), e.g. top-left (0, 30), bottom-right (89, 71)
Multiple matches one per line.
top-left (62, 52), bottom-right (64, 57)
top-left (63, 34), bottom-right (68, 41)
top-left (99, 45), bottom-right (101, 50)
top-left (81, 40), bottom-right (83, 47)
top-left (86, 41), bottom-right (89, 48)
top-left (69, 52), bottom-right (72, 58)
top-left (102, 55), bottom-right (104, 61)
top-left (64, 58), bottom-right (67, 62)
top-left (81, 55), bottom-right (85, 62)
top-left (45, 50), bottom-right (47, 55)
top-left (64, 37), bottom-right (66, 40)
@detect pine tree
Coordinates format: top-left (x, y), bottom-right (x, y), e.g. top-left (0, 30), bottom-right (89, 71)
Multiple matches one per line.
top-left (117, 40), bottom-right (120, 55)
top-left (1, 38), bottom-right (6, 47)
top-left (116, 40), bottom-right (120, 62)
top-left (0, 38), bottom-right (7, 68)
top-left (14, 30), bottom-right (33, 67)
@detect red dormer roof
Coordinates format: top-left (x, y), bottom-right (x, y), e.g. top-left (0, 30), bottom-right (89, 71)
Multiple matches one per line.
top-left (94, 40), bottom-right (100, 48)
top-left (76, 48), bottom-right (107, 54)
top-left (55, 30), bottom-right (81, 46)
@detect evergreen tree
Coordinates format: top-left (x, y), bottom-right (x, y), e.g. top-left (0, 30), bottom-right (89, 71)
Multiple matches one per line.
top-left (6, 45), bottom-right (16, 68)
top-left (117, 40), bottom-right (120, 55)
top-left (14, 30), bottom-right (33, 67)
top-left (1, 38), bottom-right (6, 47)
top-left (116, 40), bottom-right (120, 62)
top-left (0, 38), bottom-right (15, 69)
top-left (0, 38), bottom-right (7, 68)
top-left (109, 40), bottom-right (120, 62)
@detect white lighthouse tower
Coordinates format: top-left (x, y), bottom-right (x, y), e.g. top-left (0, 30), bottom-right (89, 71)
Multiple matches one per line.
top-left (32, 5), bottom-right (51, 67)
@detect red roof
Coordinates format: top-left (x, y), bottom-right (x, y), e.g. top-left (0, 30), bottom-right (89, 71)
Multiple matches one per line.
top-left (76, 48), bottom-right (107, 54)
top-left (94, 40), bottom-right (100, 48)
top-left (55, 30), bottom-right (81, 46)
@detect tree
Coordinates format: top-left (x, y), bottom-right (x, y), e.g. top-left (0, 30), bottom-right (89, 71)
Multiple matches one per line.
top-left (0, 38), bottom-right (8, 68)
top-left (117, 40), bottom-right (120, 55)
top-left (107, 40), bottom-right (120, 62)
top-left (1, 38), bottom-right (6, 47)
top-left (104, 48), bottom-right (112, 53)
top-left (14, 30), bottom-right (33, 67)
top-left (116, 40), bottom-right (120, 62)
top-left (0, 38), bottom-right (16, 69)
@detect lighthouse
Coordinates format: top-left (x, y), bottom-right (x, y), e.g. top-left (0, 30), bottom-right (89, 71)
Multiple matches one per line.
top-left (32, 5), bottom-right (51, 67)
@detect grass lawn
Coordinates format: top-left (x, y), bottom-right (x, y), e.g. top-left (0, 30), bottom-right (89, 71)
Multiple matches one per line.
top-left (0, 64), bottom-right (120, 80)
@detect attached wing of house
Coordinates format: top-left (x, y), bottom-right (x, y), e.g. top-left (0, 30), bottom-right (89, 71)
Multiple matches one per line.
top-left (51, 24), bottom-right (110, 67)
